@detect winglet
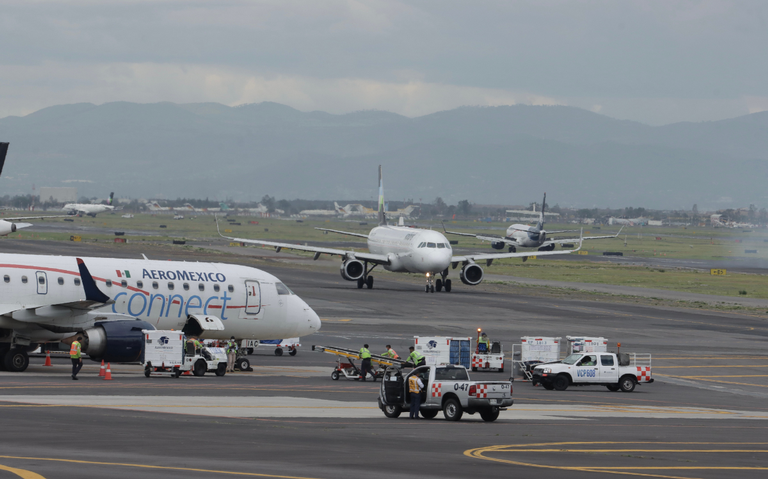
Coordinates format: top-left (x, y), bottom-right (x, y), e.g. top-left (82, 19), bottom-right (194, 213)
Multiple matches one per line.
top-left (615, 225), bottom-right (625, 237)
top-left (0, 142), bottom-right (8, 177)
top-left (76, 258), bottom-right (111, 303)
top-left (378, 165), bottom-right (386, 226)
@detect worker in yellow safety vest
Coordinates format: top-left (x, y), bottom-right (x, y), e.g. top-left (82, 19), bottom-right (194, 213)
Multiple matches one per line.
top-left (406, 347), bottom-right (426, 367)
top-left (70, 338), bottom-right (83, 380)
top-left (382, 345), bottom-right (399, 360)
top-left (226, 336), bottom-right (238, 372)
top-left (408, 373), bottom-right (425, 419)
top-left (478, 332), bottom-right (490, 352)
top-left (359, 344), bottom-right (376, 381)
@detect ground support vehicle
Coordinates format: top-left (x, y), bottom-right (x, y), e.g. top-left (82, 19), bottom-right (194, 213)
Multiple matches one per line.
top-left (241, 338), bottom-right (301, 357)
top-left (512, 336), bottom-right (561, 381)
top-left (414, 336), bottom-right (472, 368)
top-left (378, 364), bottom-right (513, 422)
top-left (565, 336), bottom-right (608, 355)
top-left (471, 341), bottom-right (504, 372)
top-left (313, 345), bottom-right (405, 381)
top-left (532, 352), bottom-right (653, 392)
top-left (142, 330), bottom-right (228, 378)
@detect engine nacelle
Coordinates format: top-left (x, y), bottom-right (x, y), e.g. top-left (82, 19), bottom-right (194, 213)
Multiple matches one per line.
top-left (538, 243), bottom-right (556, 252)
top-left (340, 259), bottom-right (365, 281)
top-left (0, 220), bottom-right (18, 236)
top-left (491, 241), bottom-right (505, 250)
top-left (459, 263), bottom-right (484, 286)
top-left (81, 320), bottom-right (155, 363)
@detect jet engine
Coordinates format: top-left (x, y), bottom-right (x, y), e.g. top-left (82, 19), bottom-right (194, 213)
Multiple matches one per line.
top-left (491, 241), bottom-right (505, 250)
top-left (459, 263), bottom-right (484, 286)
top-left (0, 220), bottom-right (19, 236)
top-left (538, 243), bottom-right (556, 252)
top-left (339, 259), bottom-right (365, 281)
top-left (79, 320), bottom-right (155, 363)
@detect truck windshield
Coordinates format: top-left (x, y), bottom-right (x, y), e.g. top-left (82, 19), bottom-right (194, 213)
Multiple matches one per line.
top-left (561, 354), bottom-right (582, 365)
top-left (435, 367), bottom-right (469, 381)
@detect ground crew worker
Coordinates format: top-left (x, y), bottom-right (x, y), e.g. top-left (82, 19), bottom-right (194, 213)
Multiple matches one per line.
top-left (359, 344), bottom-right (376, 381)
top-left (408, 373), bottom-right (425, 419)
top-left (226, 336), bottom-right (238, 372)
top-left (406, 347), bottom-right (426, 367)
top-left (478, 332), bottom-right (490, 352)
top-left (70, 338), bottom-right (83, 380)
top-left (382, 345), bottom-right (399, 360)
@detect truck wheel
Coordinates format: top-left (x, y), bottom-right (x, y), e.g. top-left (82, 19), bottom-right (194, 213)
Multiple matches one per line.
top-left (443, 398), bottom-right (464, 421)
top-left (174, 368), bottom-right (181, 378)
top-left (472, 367), bottom-right (477, 372)
top-left (542, 383), bottom-right (555, 390)
top-left (246, 348), bottom-right (254, 355)
top-left (480, 408), bottom-right (500, 422)
top-left (606, 384), bottom-right (620, 392)
top-left (553, 374), bottom-right (569, 391)
top-left (215, 363), bottom-right (227, 376)
top-left (275, 348), bottom-right (283, 356)
top-left (236, 357), bottom-right (250, 371)
top-left (331, 370), bottom-right (340, 380)
top-left (383, 404), bottom-right (402, 418)
top-left (619, 375), bottom-right (636, 392)
top-left (420, 409), bottom-right (438, 419)
top-left (289, 348), bottom-right (297, 356)
top-left (193, 360), bottom-right (207, 376)
top-left (144, 367), bottom-right (151, 378)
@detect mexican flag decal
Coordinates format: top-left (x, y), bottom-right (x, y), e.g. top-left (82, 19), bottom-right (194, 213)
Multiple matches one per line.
top-left (116, 270), bottom-right (131, 278)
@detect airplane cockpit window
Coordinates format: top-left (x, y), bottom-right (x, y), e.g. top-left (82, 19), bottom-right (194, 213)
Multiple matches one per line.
top-left (437, 243), bottom-right (445, 248)
top-left (3, 275), bottom-right (9, 283)
top-left (427, 243), bottom-right (436, 248)
top-left (152, 281), bottom-right (159, 290)
top-left (213, 284), bottom-right (220, 292)
top-left (58, 277), bottom-right (64, 285)
top-left (137, 280), bottom-right (143, 289)
top-left (275, 282), bottom-right (292, 295)
top-left (183, 283), bottom-right (190, 291)
top-left (74, 278), bottom-right (81, 286)
top-left (418, 242), bottom-right (425, 248)
top-left (198, 283), bottom-right (205, 292)
top-left (105, 280), bottom-right (112, 287)
top-left (168, 282), bottom-right (175, 290)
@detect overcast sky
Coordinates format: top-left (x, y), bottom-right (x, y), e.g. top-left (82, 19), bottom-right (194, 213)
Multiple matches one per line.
top-left (1, 0), bottom-right (766, 125)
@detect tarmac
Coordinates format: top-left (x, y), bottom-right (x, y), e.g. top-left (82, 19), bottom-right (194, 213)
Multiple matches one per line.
top-left (1, 240), bottom-right (767, 478)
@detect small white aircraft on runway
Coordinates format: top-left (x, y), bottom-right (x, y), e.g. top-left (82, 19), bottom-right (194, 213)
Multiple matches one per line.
top-left (63, 192), bottom-right (116, 217)
top-left (443, 193), bottom-right (621, 252)
top-left (0, 143), bottom-right (321, 372)
top-left (219, 166), bottom-right (582, 293)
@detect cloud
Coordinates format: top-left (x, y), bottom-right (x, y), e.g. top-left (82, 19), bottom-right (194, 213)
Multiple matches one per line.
top-left (0, 61), bottom-right (562, 118)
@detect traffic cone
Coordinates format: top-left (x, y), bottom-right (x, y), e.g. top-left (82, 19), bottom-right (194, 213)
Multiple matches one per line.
top-left (103, 363), bottom-right (113, 380)
top-left (43, 351), bottom-right (52, 367)
top-left (98, 360), bottom-right (106, 377)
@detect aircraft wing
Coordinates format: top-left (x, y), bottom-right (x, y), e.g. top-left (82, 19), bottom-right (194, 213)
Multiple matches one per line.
top-left (545, 226), bottom-right (623, 245)
top-left (452, 230), bottom-right (583, 264)
top-left (442, 223), bottom-right (521, 247)
top-left (314, 227), bottom-right (370, 239)
top-left (216, 218), bottom-right (389, 264)
top-left (3, 215), bottom-right (67, 221)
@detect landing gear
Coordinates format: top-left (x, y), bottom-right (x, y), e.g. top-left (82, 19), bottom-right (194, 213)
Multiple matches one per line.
top-left (358, 262), bottom-right (377, 290)
top-left (444, 279), bottom-right (452, 292)
top-left (357, 278), bottom-right (364, 289)
top-left (425, 273), bottom-right (435, 293)
top-left (2, 348), bottom-right (29, 372)
top-left (508, 245), bottom-right (516, 253)
top-left (435, 278), bottom-right (443, 292)
top-left (366, 276), bottom-right (374, 289)
top-left (433, 271), bottom-right (452, 293)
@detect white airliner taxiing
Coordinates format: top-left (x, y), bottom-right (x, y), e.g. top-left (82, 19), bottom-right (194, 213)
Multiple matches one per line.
top-left (443, 193), bottom-right (621, 252)
top-left (219, 167), bottom-right (582, 293)
top-left (0, 143), bottom-right (321, 372)
top-left (63, 192), bottom-right (116, 217)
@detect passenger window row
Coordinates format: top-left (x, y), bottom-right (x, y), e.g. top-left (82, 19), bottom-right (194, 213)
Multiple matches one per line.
top-left (3, 274), bottom-right (236, 294)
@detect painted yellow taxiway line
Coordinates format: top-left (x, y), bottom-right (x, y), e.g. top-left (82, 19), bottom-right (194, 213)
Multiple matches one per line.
top-left (0, 464), bottom-right (46, 479)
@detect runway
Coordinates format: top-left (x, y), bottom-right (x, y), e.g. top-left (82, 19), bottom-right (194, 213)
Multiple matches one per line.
top-left (1, 240), bottom-right (767, 478)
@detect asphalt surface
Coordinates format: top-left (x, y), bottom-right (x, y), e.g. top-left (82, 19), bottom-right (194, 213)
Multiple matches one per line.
top-left (1, 240), bottom-right (768, 479)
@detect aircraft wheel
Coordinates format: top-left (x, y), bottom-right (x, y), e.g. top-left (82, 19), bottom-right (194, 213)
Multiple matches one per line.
top-left (444, 279), bottom-right (452, 292)
top-left (430, 285), bottom-right (435, 293)
top-left (3, 348), bottom-right (29, 372)
top-left (357, 278), bottom-right (365, 289)
top-left (435, 279), bottom-right (443, 292)
top-left (508, 245), bottom-right (516, 253)
top-left (366, 276), bottom-right (374, 289)
top-left (425, 285), bottom-right (429, 293)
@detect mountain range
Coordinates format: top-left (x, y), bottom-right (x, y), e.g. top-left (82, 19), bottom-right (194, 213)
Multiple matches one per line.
top-left (1, 101), bottom-right (767, 209)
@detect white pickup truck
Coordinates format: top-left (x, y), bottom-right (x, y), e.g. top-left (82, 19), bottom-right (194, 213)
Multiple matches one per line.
top-left (378, 364), bottom-right (513, 422)
top-left (532, 352), bottom-right (653, 392)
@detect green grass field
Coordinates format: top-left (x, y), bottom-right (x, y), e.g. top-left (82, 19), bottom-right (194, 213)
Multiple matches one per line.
top-left (4, 213), bottom-right (768, 300)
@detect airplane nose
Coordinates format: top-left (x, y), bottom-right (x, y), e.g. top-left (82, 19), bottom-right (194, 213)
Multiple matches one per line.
top-left (309, 308), bottom-right (322, 333)
top-left (294, 296), bottom-right (321, 335)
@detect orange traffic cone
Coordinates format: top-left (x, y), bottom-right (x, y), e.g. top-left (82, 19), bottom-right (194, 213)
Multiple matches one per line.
top-left (43, 351), bottom-right (52, 367)
top-left (98, 360), bottom-right (105, 377)
top-left (103, 363), bottom-right (113, 380)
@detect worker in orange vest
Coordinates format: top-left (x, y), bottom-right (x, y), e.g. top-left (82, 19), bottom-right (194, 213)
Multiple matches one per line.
top-left (70, 339), bottom-right (83, 380)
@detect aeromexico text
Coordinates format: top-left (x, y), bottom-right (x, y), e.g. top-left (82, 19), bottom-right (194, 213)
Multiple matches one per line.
top-left (142, 269), bottom-right (227, 282)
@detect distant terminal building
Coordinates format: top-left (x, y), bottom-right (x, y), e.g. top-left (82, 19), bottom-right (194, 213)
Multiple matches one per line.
top-left (39, 187), bottom-right (77, 203)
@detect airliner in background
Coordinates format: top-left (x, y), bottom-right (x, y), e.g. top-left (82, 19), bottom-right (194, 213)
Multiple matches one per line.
top-left (443, 193), bottom-right (621, 252)
top-left (63, 192), bottom-right (116, 217)
top-left (0, 143), bottom-right (321, 372)
top-left (219, 166), bottom-right (582, 293)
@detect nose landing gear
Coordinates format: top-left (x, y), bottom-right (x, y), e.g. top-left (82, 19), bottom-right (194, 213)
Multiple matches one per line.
top-left (426, 273), bottom-right (452, 293)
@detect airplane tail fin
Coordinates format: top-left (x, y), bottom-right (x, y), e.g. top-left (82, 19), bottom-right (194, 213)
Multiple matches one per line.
top-left (108, 192), bottom-right (114, 206)
top-left (0, 142), bottom-right (8, 177)
top-left (537, 192), bottom-right (546, 229)
top-left (378, 165), bottom-right (386, 226)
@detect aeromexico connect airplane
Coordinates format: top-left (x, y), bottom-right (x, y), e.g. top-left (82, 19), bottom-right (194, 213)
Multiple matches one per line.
top-left (0, 143), bottom-right (321, 373)
top-left (220, 166), bottom-right (583, 293)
